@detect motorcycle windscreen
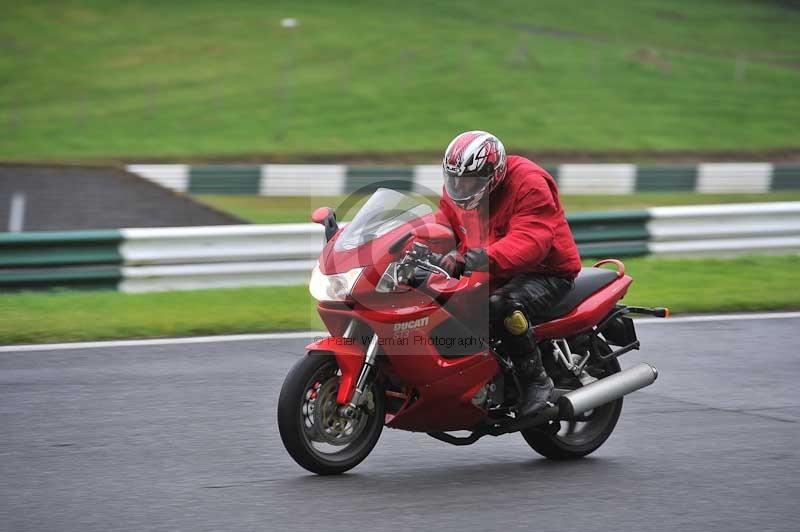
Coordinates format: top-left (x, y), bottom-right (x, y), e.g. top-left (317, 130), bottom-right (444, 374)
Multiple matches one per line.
top-left (334, 188), bottom-right (434, 251)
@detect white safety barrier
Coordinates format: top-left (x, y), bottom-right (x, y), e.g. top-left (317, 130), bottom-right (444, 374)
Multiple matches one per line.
top-left (646, 202), bottom-right (800, 256)
top-left (115, 203), bottom-right (799, 292)
top-left (118, 224), bottom-right (324, 292)
top-left (120, 224), bottom-right (324, 265)
top-left (119, 260), bottom-right (316, 293)
top-left (10, 203), bottom-right (794, 293)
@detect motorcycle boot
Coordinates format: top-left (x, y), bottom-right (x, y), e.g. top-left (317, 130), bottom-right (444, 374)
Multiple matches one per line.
top-left (504, 310), bottom-right (555, 418)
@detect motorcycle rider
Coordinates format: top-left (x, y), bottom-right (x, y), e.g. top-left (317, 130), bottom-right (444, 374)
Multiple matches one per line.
top-left (436, 131), bottom-right (582, 417)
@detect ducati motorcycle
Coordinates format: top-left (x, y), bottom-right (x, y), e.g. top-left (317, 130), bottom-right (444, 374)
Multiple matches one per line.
top-left (278, 188), bottom-right (667, 475)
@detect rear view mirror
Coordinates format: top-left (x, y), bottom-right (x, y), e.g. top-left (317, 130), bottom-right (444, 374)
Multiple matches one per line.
top-left (311, 207), bottom-right (339, 242)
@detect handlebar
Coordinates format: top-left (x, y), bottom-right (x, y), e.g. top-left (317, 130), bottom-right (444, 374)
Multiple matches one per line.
top-left (393, 240), bottom-right (488, 298)
top-left (395, 242), bottom-right (450, 287)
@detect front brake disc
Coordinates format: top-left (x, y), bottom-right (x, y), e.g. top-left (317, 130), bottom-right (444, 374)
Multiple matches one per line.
top-left (312, 378), bottom-right (368, 446)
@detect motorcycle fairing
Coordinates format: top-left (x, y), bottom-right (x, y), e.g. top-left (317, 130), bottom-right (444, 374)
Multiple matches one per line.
top-left (383, 353), bottom-right (498, 432)
top-left (305, 337), bottom-right (366, 404)
top-left (309, 273), bottom-right (634, 431)
top-left (310, 298), bottom-right (502, 431)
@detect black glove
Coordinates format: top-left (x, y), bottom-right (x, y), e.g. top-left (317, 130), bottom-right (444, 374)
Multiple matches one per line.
top-left (440, 250), bottom-right (466, 277)
top-left (464, 248), bottom-right (489, 272)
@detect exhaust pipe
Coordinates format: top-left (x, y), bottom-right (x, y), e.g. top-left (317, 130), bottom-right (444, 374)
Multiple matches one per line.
top-left (558, 362), bottom-right (658, 419)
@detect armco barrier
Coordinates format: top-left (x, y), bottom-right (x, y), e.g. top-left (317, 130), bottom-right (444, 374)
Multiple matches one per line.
top-left (2, 203), bottom-right (798, 292)
top-left (128, 163), bottom-right (800, 195)
top-left (646, 202), bottom-right (800, 255)
top-left (0, 225), bottom-right (323, 292)
top-left (0, 230), bottom-right (123, 290)
top-left (117, 224), bottom-right (323, 292)
top-left (0, 230), bottom-right (122, 268)
top-left (567, 210), bottom-right (650, 257)
top-left (119, 224), bottom-right (323, 265)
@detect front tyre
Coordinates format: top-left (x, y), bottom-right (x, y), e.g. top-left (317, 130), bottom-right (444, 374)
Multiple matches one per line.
top-left (277, 351), bottom-right (385, 475)
top-left (521, 341), bottom-right (623, 460)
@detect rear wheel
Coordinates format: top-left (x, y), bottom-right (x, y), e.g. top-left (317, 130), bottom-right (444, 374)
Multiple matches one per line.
top-left (277, 351), bottom-right (385, 475)
top-left (521, 340), bottom-right (622, 459)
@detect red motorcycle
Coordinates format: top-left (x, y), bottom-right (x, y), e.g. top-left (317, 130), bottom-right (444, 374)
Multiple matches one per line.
top-left (278, 189), bottom-right (667, 475)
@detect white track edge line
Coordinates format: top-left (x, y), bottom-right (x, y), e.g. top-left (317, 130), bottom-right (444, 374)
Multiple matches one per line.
top-left (3, 311), bottom-right (800, 353)
top-left (633, 311), bottom-right (800, 324)
top-left (0, 331), bottom-right (328, 353)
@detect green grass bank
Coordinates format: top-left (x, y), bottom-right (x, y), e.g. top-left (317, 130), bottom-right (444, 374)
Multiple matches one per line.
top-left (2, 0), bottom-right (799, 161)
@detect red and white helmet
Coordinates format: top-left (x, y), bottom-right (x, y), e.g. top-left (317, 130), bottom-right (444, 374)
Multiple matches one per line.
top-left (442, 130), bottom-right (507, 210)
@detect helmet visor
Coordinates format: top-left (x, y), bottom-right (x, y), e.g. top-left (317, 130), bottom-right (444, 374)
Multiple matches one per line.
top-left (444, 172), bottom-right (490, 202)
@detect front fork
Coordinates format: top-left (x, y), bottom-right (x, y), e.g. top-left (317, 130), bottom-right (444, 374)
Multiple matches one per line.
top-left (339, 320), bottom-right (380, 419)
top-left (340, 333), bottom-right (379, 417)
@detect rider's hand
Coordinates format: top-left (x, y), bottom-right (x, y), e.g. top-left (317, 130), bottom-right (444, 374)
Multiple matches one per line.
top-left (440, 250), bottom-right (466, 277)
top-left (465, 248), bottom-right (489, 273)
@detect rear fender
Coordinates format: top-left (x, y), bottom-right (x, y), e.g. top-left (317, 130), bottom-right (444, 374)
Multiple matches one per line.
top-left (305, 337), bottom-right (365, 404)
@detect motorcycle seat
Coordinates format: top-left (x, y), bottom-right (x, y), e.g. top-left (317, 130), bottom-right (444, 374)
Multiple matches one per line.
top-left (533, 267), bottom-right (619, 323)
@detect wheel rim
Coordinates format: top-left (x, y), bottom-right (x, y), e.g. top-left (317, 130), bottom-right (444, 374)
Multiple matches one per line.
top-left (552, 360), bottom-right (619, 447)
top-left (553, 402), bottom-right (617, 446)
top-left (299, 361), bottom-right (376, 461)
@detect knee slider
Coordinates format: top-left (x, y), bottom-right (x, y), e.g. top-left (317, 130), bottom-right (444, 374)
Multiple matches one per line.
top-left (504, 310), bottom-right (529, 336)
top-left (489, 293), bottom-right (529, 336)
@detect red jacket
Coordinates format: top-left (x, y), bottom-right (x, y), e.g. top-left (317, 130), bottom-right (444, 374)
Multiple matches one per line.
top-left (436, 155), bottom-right (582, 282)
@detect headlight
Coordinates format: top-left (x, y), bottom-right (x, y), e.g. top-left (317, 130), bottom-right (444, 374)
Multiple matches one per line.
top-left (309, 263), bottom-right (364, 302)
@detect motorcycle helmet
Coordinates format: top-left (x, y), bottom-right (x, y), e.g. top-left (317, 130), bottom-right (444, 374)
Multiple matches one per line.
top-left (442, 130), bottom-right (507, 210)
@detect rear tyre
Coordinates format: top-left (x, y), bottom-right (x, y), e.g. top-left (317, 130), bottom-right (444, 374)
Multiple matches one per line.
top-left (277, 351), bottom-right (385, 475)
top-left (521, 340), bottom-right (622, 459)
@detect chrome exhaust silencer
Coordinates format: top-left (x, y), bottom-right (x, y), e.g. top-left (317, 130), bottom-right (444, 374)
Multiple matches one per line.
top-left (558, 362), bottom-right (658, 419)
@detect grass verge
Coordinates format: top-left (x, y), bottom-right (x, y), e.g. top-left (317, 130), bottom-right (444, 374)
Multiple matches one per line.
top-left (2, 1), bottom-right (799, 160)
top-left (0, 285), bottom-right (324, 346)
top-left (198, 192), bottom-right (800, 224)
top-left (1, 255), bottom-right (798, 346)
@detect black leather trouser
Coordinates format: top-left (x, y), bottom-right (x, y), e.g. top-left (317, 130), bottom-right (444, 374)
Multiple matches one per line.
top-left (488, 273), bottom-right (574, 368)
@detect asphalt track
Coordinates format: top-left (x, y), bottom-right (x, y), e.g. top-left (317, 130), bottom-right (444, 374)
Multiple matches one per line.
top-left (0, 164), bottom-right (241, 231)
top-left (1, 315), bottom-right (799, 532)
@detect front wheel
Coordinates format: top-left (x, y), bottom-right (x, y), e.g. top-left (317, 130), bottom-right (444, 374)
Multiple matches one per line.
top-left (521, 341), bottom-right (623, 459)
top-left (277, 351), bottom-right (385, 475)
